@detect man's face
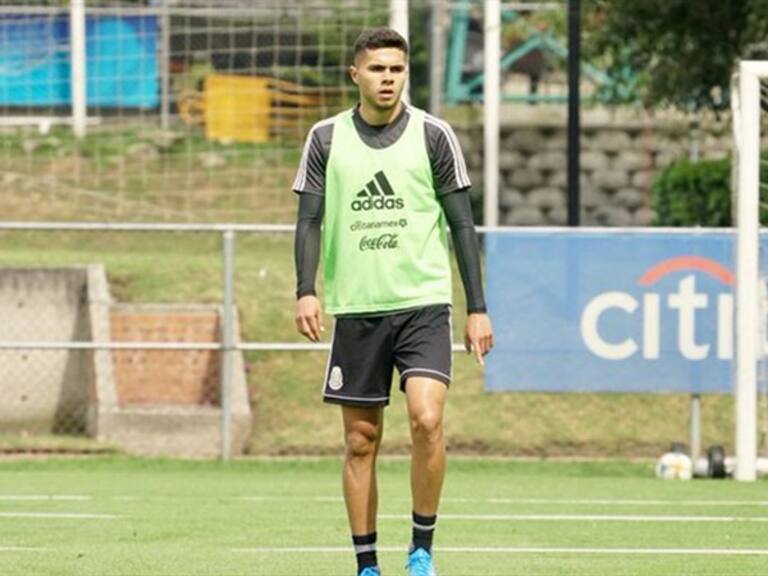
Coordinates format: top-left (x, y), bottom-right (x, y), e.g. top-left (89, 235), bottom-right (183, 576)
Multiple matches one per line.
top-left (350, 48), bottom-right (407, 113)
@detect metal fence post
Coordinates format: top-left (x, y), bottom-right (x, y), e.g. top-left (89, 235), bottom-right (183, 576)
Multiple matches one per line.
top-left (220, 229), bottom-right (235, 461)
top-left (483, 0), bottom-right (500, 227)
top-left (429, 0), bottom-right (445, 116)
top-left (389, 0), bottom-right (410, 103)
top-left (160, 0), bottom-right (171, 130)
top-left (690, 393), bottom-right (701, 461)
top-left (70, 0), bottom-right (87, 138)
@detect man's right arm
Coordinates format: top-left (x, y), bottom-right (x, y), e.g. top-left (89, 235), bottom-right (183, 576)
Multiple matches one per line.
top-left (293, 120), bottom-right (333, 341)
top-left (294, 193), bottom-right (324, 299)
top-left (293, 193), bottom-right (325, 342)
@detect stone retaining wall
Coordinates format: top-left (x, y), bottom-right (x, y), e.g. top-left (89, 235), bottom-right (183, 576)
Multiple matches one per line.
top-left (452, 106), bottom-right (732, 226)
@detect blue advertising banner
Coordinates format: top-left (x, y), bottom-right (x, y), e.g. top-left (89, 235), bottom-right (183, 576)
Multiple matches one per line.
top-left (485, 231), bottom-right (767, 394)
top-left (0, 15), bottom-right (158, 107)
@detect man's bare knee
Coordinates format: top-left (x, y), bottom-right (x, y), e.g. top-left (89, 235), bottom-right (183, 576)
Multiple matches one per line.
top-left (409, 410), bottom-right (443, 445)
top-left (345, 421), bottom-right (379, 459)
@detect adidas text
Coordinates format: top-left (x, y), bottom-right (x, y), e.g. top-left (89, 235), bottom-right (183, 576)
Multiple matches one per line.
top-left (351, 197), bottom-right (405, 212)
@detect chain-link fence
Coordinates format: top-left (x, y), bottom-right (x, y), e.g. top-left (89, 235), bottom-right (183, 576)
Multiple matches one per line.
top-left (0, 0), bottom-right (731, 229)
top-left (0, 0), bottom-right (392, 223)
top-left (0, 223), bottom-right (759, 463)
top-left (0, 224), bottom-right (234, 456)
top-left (0, 2), bottom-right (763, 469)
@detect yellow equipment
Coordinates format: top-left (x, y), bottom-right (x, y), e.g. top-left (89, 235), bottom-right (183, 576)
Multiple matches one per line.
top-left (179, 74), bottom-right (327, 143)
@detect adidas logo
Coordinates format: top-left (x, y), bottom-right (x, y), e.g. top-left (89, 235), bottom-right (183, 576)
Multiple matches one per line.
top-left (351, 171), bottom-right (405, 211)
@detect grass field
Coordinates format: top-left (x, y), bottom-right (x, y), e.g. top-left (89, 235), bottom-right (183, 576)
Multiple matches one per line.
top-left (0, 457), bottom-right (766, 576)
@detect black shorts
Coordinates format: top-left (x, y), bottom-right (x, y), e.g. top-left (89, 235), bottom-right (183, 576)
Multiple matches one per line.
top-left (322, 304), bottom-right (453, 407)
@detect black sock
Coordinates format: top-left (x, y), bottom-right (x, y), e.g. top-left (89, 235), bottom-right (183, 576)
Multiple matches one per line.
top-left (411, 512), bottom-right (437, 553)
top-left (353, 532), bottom-right (378, 573)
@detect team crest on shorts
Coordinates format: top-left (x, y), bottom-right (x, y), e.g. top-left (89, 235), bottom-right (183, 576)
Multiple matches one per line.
top-left (328, 366), bottom-right (344, 390)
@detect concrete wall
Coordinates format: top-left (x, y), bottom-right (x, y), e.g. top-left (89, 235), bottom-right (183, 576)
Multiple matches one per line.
top-left (0, 268), bottom-right (91, 433)
top-left (0, 266), bottom-right (252, 457)
top-left (452, 106), bottom-right (732, 226)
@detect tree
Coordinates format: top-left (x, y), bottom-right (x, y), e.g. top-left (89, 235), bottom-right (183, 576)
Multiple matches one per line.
top-left (586, 0), bottom-right (768, 110)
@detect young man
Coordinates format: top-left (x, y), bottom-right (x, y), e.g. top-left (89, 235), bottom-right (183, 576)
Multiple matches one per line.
top-left (292, 27), bottom-right (493, 576)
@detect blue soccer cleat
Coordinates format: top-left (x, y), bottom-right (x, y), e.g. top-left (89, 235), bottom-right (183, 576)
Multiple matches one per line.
top-left (406, 548), bottom-right (436, 576)
top-left (358, 566), bottom-right (381, 576)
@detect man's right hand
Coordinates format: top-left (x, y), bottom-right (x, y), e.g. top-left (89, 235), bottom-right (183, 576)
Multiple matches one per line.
top-left (295, 295), bottom-right (325, 342)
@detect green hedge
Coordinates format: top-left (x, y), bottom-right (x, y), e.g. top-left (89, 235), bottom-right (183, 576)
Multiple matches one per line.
top-left (651, 157), bottom-right (768, 226)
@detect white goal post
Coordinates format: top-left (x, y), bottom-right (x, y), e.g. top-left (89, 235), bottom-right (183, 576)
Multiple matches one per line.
top-left (733, 60), bottom-right (768, 482)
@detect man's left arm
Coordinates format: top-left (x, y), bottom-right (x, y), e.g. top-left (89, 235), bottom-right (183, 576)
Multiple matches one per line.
top-left (439, 191), bottom-right (494, 365)
top-left (425, 116), bottom-right (493, 364)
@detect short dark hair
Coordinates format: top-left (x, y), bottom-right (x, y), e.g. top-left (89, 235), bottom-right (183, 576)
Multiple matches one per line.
top-left (353, 27), bottom-right (409, 60)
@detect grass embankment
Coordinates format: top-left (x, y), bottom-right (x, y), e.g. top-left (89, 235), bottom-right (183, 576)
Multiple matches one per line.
top-left (0, 126), bottom-right (301, 223)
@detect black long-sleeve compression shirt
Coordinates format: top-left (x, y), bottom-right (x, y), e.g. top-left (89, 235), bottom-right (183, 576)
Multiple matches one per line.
top-left (294, 192), bottom-right (324, 299)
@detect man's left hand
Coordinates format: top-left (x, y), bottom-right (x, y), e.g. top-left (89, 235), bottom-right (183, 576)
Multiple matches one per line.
top-left (465, 313), bottom-right (494, 366)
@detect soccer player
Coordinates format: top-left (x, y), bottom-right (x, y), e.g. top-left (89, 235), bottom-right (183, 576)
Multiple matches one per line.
top-left (293, 27), bottom-right (493, 576)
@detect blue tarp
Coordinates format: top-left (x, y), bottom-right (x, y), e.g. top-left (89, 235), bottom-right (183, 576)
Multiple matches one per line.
top-left (485, 231), bottom-right (768, 394)
top-left (0, 15), bottom-right (158, 107)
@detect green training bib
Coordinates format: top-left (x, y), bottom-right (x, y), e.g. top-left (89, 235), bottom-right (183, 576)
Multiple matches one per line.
top-left (323, 107), bottom-right (452, 315)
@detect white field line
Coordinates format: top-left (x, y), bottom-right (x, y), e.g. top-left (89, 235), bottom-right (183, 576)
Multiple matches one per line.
top-left (5, 494), bottom-right (765, 514)
top-left (0, 547), bottom-right (52, 553)
top-left (237, 496), bottom-right (345, 502)
top-left (483, 497), bottom-right (768, 507)
top-left (380, 513), bottom-right (768, 523)
top-left (231, 546), bottom-right (768, 556)
top-left (0, 495), bottom-right (91, 501)
top-left (26, 494), bottom-right (757, 508)
top-left (234, 496), bottom-right (768, 507)
top-left (0, 512), bottom-right (119, 519)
